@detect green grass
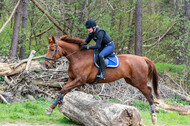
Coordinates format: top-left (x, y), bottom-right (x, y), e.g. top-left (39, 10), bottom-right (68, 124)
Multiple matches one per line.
top-left (133, 100), bottom-right (190, 126)
top-left (155, 63), bottom-right (189, 76)
top-left (0, 98), bottom-right (190, 125)
top-left (0, 98), bottom-right (78, 125)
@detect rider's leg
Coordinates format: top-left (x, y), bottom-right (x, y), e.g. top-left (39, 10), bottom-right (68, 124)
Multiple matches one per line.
top-left (97, 42), bottom-right (115, 79)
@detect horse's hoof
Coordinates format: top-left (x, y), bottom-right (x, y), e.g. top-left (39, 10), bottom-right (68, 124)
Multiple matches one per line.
top-left (155, 106), bottom-right (159, 113)
top-left (45, 107), bottom-right (53, 115)
top-left (151, 113), bottom-right (157, 125)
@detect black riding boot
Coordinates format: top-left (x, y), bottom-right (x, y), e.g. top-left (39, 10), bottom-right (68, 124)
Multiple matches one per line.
top-left (97, 56), bottom-right (106, 79)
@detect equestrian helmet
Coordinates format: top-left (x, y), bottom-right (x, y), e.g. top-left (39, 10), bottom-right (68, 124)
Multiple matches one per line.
top-left (85, 19), bottom-right (96, 29)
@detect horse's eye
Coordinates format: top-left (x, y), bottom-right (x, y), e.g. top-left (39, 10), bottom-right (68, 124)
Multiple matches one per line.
top-left (51, 49), bottom-right (54, 52)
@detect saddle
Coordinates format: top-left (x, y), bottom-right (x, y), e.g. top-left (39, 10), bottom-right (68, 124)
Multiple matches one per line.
top-left (93, 49), bottom-right (119, 68)
top-left (90, 50), bottom-right (119, 84)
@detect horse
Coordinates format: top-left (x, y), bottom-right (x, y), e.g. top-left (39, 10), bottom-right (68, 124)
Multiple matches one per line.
top-left (44, 36), bottom-right (161, 124)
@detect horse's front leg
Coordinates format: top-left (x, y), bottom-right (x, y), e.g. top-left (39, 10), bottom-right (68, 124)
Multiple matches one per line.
top-left (45, 77), bottom-right (83, 114)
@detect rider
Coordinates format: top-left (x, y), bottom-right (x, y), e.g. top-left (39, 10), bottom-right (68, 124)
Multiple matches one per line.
top-left (80, 19), bottom-right (115, 79)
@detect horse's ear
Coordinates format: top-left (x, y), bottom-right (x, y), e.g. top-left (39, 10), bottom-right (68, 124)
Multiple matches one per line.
top-left (47, 37), bottom-right (52, 44)
top-left (52, 36), bottom-right (56, 43)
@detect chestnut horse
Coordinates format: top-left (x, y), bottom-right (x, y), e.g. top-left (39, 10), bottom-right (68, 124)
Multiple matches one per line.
top-left (44, 36), bottom-right (160, 124)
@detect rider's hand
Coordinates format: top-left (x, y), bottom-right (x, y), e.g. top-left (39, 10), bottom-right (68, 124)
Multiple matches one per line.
top-left (80, 45), bottom-right (88, 50)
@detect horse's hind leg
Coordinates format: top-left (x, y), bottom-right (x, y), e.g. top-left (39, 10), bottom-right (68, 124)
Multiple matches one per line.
top-left (138, 85), bottom-right (157, 125)
top-left (125, 78), bottom-right (157, 124)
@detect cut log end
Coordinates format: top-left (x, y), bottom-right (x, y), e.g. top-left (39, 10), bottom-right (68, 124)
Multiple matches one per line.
top-left (59, 91), bottom-right (143, 126)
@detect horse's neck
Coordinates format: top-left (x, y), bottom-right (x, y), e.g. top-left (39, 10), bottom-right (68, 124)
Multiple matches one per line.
top-left (59, 42), bottom-right (81, 62)
top-left (68, 49), bottom-right (94, 67)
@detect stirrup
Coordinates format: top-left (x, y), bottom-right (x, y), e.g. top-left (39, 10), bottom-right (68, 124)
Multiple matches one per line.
top-left (96, 73), bottom-right (105, 80)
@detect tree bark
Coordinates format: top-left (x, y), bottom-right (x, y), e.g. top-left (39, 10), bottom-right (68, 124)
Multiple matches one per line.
top-left (10, 0), bottom-right (22, 59)
top-left (135, 0), bottom-right (142, 56)
top-left (19, 0), bottom-right (28, 59)
top-left (0, 0), bottom-right (3, 18)
top-left (128, 8), bottom-right (135, 54)
top-left (59, 91), bottom-right (143, 126)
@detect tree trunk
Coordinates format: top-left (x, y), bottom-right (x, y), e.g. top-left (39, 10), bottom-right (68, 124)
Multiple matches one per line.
top-left (19, 0), bottom-right (28, 59)
top-left (59, 91), bottom-right (143, 126)
top-left (10, 0), bottom-right (22, 59)
top-left (0, 0), bottom-right (4, 18)
top-left (128, 10), bottom-right (135, 54)
top-left (176, 0), bottom-right (190, 64)
top-left (76, 0), bottom-right (88, 38)
top-left (135, 0), bottom-right (142, 56)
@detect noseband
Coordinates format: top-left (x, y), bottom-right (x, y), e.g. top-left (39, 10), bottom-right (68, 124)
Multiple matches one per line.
top-left (45, 40), bottom-right (60, 63)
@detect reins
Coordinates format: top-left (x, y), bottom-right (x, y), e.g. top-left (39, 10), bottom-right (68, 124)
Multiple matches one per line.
top-left (65, 50), bottom-right (79, 58)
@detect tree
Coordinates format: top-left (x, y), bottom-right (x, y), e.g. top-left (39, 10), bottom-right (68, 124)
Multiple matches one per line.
top-left (0, 0), bottom-right (4, 18)
top-left (10, 0), bottom-right (22, 59)
top-left (135, 0), bottom-right (142, 56)
top-left (19, 0), bottom-right (28, 59)
top-left (128, 0), bottom-right (135, 54)
top-left (176, 0), bottom-right (190, 64)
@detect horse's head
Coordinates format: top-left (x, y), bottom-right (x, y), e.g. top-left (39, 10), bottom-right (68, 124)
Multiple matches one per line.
top-left (44, 36), bottom-right (62, 69)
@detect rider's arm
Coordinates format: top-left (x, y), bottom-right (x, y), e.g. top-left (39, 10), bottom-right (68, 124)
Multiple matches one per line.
top-left (88, 31), bottom-right (104, 49)
top-left (85, 33), bottom-right (93, 45)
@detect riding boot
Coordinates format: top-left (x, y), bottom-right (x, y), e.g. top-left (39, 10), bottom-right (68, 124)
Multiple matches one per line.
top-left (96, 56), bottom-right (106, 79)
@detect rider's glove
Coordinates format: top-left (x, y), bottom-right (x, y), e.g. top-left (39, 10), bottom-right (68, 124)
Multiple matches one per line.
top-left (80, 45), bottom-right (89, 50)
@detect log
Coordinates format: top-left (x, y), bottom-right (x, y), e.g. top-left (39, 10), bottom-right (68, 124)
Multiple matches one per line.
top-left (33, 80), bottom-right (65, 88)
top-left (59, 91), bottom-right (143, 126)
top-left (154, 99), bottom-right (190, 115)
top-left (0, 60), bottom-right (41, 76)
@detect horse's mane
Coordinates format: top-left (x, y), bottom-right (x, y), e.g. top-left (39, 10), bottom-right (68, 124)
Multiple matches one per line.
top-left (60, 36), bottom-right (85, 45)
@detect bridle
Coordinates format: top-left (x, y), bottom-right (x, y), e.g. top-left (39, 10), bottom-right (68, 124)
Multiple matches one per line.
top-left (45, 40), bottom-right (61, 63)
top-left (45, 39), bottom-right (79, 64)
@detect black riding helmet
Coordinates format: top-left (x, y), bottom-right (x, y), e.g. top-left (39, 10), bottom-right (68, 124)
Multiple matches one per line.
top-left (85, 19), bottom-right (96, 29)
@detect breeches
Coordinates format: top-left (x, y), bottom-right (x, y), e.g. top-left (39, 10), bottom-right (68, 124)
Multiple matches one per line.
top-left (99, 42), bottom-right (115, 58)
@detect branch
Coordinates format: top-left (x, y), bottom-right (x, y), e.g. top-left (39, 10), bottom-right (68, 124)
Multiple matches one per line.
top-left (0, 0), bottom-right (21, 34)
top-left (31, 26), bottom-right (53, 38)
top-left (30, 0), bottom-right (69, 35)
top-left (25, 50), bottom-right (36, 71)
top-left (143, 22), bottom-right (176, 48)
top-left (14, 54), bottom-right (45, 69)
top-left (0, 94), bottom-right (9, 104)
top-left (4, 76), bottom-right (13, 87)
top-left (105, 0), bottom-right (135, 12)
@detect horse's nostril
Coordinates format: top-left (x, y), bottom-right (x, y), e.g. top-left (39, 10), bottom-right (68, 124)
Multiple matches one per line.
top-left (46, 64), bottom-right (49, 69)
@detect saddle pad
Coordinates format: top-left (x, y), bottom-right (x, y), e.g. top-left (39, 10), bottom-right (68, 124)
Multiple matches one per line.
top-left (93, 52), bottom-right (119, 68)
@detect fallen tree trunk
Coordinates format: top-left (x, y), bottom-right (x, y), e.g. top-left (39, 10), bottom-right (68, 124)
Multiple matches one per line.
top-left (154, 99), bottom-right (190, 115)
top-left (59, 91), bottom-right (143, 126)
top-left (33, 80), bottom-right (65, 88)
top-left (0, 60), bottom-right (41, 76)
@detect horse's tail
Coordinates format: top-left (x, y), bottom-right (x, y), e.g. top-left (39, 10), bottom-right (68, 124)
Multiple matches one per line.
top-left (144, 57), bottom-right (160, 99)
